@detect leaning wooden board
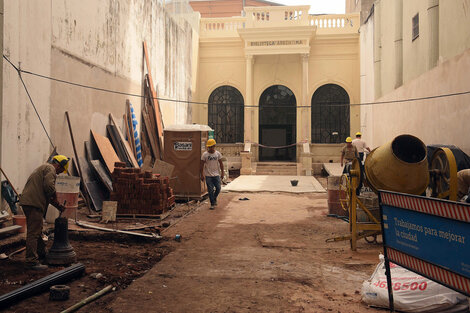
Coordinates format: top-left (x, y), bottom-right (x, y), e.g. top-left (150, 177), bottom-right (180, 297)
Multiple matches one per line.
top-left (109, 113), bottom-right (139, 167)
top-left (90, 130), bottom-right (120, 175)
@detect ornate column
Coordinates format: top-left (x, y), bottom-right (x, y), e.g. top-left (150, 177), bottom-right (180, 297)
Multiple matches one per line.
top-left (244, 55), bottom-right (254, 143)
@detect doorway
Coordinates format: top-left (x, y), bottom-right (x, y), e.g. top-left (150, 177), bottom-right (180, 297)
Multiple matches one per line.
top-left (258, 85), bottom-right (296, 162)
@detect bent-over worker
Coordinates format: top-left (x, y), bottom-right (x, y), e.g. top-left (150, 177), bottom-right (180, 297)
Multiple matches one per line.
top-left (18, 155), bottom-right (69, 270)
top-left (201, 139), bottom-right (224, 210)
top-left (457, 169), bottom-right (470, 203)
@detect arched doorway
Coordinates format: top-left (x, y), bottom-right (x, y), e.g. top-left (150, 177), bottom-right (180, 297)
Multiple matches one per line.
top-left (258, 85), bottom-right (296, 161)
top-left (311, 84), bottom-right (350, 143)
top-left (208, 86), bottom-right (244, 143)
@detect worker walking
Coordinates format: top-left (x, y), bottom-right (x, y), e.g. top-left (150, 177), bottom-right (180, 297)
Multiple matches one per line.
top-left (19, 155), bottom-right (69, 270)
top-left (352, 132), bottom-right (371, 162)
top-left (457, 169), bottom-right (470, 203)
top-left (200, 139), bottom-right (224, 210)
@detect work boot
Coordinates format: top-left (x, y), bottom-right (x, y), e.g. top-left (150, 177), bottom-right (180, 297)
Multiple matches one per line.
top-left (27, 262), bottom-right (48, 271)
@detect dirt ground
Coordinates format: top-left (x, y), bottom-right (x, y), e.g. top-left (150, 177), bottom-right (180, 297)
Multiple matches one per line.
top-left (0, 176), bottom-right (388, 312)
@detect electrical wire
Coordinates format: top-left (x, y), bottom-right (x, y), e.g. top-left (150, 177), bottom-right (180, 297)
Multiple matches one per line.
top-left (4, 54), bottom-right (470, 110)
top-left (3, 55), bottom-right (55, 148)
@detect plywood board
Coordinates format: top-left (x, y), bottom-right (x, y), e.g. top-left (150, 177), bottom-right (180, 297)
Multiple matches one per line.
top-left (109, 113), bottom-right (139, 168)
top-left (143, 41), bottom-right (164, 139)
top-left (90, 160), bottom-right (113, 193)
top-left (79, 157), bottom-right (106, 212)
top-left (90, 130), bottom-right (120, 175)
top-left (153, 159), bottom-right (175, 178)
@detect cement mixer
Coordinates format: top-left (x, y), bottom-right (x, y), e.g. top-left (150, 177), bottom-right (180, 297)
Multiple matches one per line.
top-left (334, 134), bottom-right (458, 250)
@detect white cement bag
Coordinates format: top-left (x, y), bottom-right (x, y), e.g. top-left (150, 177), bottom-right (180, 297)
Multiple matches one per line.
top-left (361, 255), bottom-right (468, 312)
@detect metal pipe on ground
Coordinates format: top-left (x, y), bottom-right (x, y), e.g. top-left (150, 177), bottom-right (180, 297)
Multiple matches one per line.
top-left (60, 285), bottom-right (113, 313)
top-left (74, 220), bottom-right (162, 239)
top-left (0, 263), bottom-right (85, 309)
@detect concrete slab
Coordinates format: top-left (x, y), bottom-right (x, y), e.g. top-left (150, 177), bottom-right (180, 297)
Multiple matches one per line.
top-left (323, 163), bottom-right (344, 176)
top-left (222, 175), bottom-right (325, 193)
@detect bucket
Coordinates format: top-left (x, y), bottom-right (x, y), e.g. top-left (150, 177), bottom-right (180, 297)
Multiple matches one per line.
top-left (327, 176), bottom-right (347, 216)
top-left (13, 215), bottom-right (27, 233)
top-left (55, 176), bottom-right (80, 219)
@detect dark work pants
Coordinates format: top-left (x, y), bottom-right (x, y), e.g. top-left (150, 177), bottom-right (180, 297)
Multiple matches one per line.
top-left (205, 176), bottom-right (221, 206)
top-left (22, 205), bottom-right (46, 265)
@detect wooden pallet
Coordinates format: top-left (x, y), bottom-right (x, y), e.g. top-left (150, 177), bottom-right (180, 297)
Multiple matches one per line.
top-left (175, 193), bottom-right (208, 202)
top-left (116, 205), bottom-right (175, 219)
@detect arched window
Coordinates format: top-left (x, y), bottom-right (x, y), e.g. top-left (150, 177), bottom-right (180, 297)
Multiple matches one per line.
top-left (208, 86), bottom-right (244, 143)
top-left (311, 84), bottom-right (350, 143)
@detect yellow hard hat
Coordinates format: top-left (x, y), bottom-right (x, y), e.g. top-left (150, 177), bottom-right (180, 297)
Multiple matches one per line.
top-left (355, 132), bottom-right (362, 136)
top-left (52, 155), bottom-right (70, 173)
top-left (345, 137), bottom-right (352, 143)
top-left (207, 139), bottom-right (216, 147)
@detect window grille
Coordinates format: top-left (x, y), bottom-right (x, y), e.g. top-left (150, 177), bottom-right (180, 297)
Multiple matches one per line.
top-left (208, 86), bottom-right (244, 143)
top-left (412, 13), bottom-right (419, 41)
top-left (311, 84), bottom-right (350, 143)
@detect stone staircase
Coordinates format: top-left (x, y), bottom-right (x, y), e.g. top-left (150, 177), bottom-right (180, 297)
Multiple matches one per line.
top-left (255, 162), bottom-right (298, 175)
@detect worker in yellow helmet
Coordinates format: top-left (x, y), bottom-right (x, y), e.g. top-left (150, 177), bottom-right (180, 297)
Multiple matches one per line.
top-left (352, 132), bottom-right (371, 163)
top-left (341, 137), bottom-right (359, 173)
top-left (200, 139), bottom-right (224, 210)
top-left (18, 154), bottom-right (69, 270)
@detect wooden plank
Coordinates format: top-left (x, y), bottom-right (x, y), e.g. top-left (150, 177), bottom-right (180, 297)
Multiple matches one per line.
top-left (153, 159), bottom-right (175, 178)
top-left (90, 160), bottom-right (113, 193)
top-left (0, 225), bottom-right (22, 235)
top-left (106, 125), bottom-right (129, 165)
top-left (144, 76), bottom-right (163, 160)
top-left (123, 113), bottom-right (136, 160)
top-left (80, 157), bottom-right (106, 212)
top-left (142, 112), bottom-right (159, 160)
top-left (143, 41), bottom-right (164, 140)
top-left (109, 113), bottom-right (139, 168)
top-left (142, 155), bottom-right (153, 171)
top-left (90, 130), bottom-right (120, 175)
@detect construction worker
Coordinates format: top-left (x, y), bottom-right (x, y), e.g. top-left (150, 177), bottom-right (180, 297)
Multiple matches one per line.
top-left (19, 155), bottom-right (69, 270)
top-left (200, 139), bottom-right (224, 210)
top-left (341, 137), bottom-right (359, 172)
top-left (457, 169), bottom-right (470, 203)
top-left (352, 132), bottom-right (371, 162)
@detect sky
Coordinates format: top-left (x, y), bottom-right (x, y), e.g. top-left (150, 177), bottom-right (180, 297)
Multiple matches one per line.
top-left (271, 0), bottom-right (346, 15)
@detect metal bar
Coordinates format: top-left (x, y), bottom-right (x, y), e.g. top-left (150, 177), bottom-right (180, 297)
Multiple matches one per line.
top-left (61, 285), bottom-right (113, 313)
top-left (0, 263), bottom-right (85, 309)
top-left (74, 220), bottom-right (161, 239)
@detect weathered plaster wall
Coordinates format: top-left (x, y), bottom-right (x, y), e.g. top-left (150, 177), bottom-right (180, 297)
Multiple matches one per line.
top-left (371, 48), bottom-right (470, 155)
top-left (3, 0), bottom-right (194, 191)
top-left (2, 1), bottom-right (53, 190)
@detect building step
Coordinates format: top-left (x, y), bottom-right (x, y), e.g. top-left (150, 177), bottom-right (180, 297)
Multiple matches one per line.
top-left (254, 162), bottom-right (298, 175)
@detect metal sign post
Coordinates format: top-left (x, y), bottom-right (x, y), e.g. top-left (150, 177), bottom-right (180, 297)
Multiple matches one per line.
top-left (379, 190), bottom-right (470, 311)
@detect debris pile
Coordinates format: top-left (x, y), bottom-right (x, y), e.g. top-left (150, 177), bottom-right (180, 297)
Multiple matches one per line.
top-left (110, 162), bottom-right (175, 215)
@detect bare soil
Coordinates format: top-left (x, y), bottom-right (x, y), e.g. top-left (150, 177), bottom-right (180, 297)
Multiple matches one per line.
top-left (0, 176), bottom-right (387, 312)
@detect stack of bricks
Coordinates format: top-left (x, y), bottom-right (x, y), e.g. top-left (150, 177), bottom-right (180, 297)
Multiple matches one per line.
top-left (110, 162), bottom-right (175, 215)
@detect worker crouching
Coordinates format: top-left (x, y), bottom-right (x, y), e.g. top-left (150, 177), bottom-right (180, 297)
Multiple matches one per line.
top-left (18, 155), bottom-right (69, 270)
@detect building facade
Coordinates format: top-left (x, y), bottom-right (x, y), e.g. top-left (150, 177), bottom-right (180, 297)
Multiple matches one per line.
top-left (190, 3), bottom-right (361, 165)
top-left (355, 0), bottom-right (470, 153)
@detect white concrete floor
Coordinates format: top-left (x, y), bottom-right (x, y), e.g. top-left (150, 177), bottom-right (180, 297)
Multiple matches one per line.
top-left (222, 175), bottom-right (326, 193)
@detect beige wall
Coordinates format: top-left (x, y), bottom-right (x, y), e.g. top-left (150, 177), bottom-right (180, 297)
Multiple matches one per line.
top-left (439, 0), bottom-right (470, 62)
top-left (361, 0), bottom-right (470, 155)
top-left (371, 48), bottom-right (470, 154)
top-left (2, 0), bottom-right (194, 191)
